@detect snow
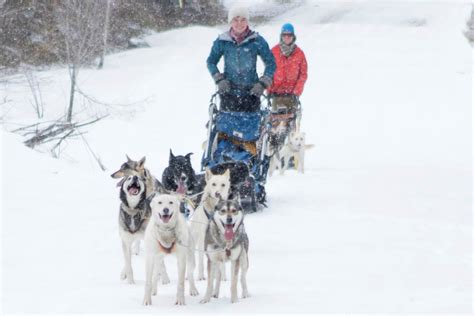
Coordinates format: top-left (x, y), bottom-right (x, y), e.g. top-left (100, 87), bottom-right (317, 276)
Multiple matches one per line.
top-left (1, 1), bottom-right (472, 314)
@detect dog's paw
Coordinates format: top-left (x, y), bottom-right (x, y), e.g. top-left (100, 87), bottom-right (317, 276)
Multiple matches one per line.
top-left (212, 293), bottom-right (219, 299)
top-left (190, 286), bottom-right (199, 296)
top-left (142, 296), bottom-right (152, 306)
top-left (127, 277), bottom-right (135, 284)
top-left (231, 296), bottom-right (238, 303)
top-left (221, 275), bottom-right (227, 282)
top-left (175, 295), bottom-right (185, 306)
top-left (120, 270), bottom-right (127, 280)
top-left (200, 296), bottom-right (211, 304)
top-left (197, 275), bottom-right (206, 281)
top-left (152, 288), bottom-right (157, 296)
top-left (242, 291), bottom-right (250, 299)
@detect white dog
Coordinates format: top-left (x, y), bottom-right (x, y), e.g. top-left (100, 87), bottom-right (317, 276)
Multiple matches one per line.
top-left (189, 169), bottom-right (231, 281)
top-left (118, 175), bottom-right (169, 285)
top-left (143, 194), bottom-right (199, 306)
top-left (269, 131), bottom-right (313, 176)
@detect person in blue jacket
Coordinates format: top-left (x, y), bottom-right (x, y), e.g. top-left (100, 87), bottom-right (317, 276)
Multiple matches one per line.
top-left (207, 4), bottom-right (276, 113)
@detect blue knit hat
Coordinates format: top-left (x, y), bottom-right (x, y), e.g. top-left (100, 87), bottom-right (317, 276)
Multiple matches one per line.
top-left (281, 23), bottom-right (295, 35)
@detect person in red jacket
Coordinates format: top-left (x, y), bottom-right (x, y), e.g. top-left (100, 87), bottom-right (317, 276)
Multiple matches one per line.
top-left (268, 23), bottom-right (308, 112)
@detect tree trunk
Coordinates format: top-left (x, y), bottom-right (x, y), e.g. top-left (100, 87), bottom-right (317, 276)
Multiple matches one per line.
top-left (67, 64), bottom-right (76, 123)
top-left (98, 0), bottom-right (111, 69)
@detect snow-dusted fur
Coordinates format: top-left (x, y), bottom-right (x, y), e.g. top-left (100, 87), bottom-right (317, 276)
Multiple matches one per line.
top-left (189, 169), bottom-right (231, 281)
top-left (118, 175), bottom-right (168, 284)
top-left (143, 194), bottom-right (199, 306)
top-left (269, 131), bottom-right (308, 176)
top-left (200, 199), bottom-right (249, 304)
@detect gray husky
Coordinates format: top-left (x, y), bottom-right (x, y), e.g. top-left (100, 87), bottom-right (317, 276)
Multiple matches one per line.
top-left (200, 199), bottom-right (249, 304)
top-left (118, 175), bottom-right (169, 285)
top-left (111, 155), bottom-right (164, 197)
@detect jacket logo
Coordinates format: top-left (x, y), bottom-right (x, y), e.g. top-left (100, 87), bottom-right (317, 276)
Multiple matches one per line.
top-left (244, 48), bottom-right (250, 52)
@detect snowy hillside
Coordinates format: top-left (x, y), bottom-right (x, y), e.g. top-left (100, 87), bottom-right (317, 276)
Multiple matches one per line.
top-left (1, 1), bottom-right (472, 314)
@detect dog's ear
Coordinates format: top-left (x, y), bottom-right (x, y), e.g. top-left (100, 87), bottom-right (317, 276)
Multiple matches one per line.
top-left (110, 170), bottom-right (124, 179)
top-left (223, 168), bottom-right (230, 179)
top-left (169, 149), bottom-right (175, 164)
top-left (185, 153), bottom-right (193, 161)
top-left (138, 156), bottom-right (146, 169)
top-left (205, 168), bottom-right (213, 182)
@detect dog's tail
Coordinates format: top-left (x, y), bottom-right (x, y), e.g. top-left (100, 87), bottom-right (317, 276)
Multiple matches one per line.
top-left (305, 144), bottom-right (315, 150)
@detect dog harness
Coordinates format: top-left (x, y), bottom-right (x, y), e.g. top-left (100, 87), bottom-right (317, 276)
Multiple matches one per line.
top-left (155, 222), bottom-right (178, 254)
top-left (210, 216), bottom-right (245, 257)
top-left (120, 204), bottom-right (149, 234)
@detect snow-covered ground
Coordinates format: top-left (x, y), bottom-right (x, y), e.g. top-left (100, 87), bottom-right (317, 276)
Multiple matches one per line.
top-left (1, 1), bottom-right (472, 314)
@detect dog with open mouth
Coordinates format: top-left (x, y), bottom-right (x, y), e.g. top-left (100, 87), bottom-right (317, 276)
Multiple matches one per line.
top-left (200, 198), bottom-right (249, 304)
top-left (111, 155), bottom-right (165, 197)
top-left (118, 175), bottom-right (168, 285)
top-left (143, 193), bottom-right (199, 306)
top-left (162, 150), bottom-right (205, 215)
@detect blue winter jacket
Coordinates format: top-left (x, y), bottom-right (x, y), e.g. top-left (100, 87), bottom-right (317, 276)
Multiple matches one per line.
top-left (207, 30), bottom-right (276, 97)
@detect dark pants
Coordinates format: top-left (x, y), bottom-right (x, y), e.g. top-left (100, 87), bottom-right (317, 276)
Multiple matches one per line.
top-left (220, 94), bottom-right (260, 112)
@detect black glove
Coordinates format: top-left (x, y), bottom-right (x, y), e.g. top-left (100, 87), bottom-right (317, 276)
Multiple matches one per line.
top-left (250, 76), bottom-right (272, 97)
top-left (250, 82), bottom-right (265, 97)
top-left (213, 72), bottom-right (230, 94)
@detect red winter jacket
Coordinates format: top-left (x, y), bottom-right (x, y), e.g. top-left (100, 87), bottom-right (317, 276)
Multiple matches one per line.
top-left (268, 45), bottom-right (308, 96)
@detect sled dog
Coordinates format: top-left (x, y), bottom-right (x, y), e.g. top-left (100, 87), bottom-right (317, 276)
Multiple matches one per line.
top-left (200, 198), bottom-right (249, 304)
top-left (269, 131), bottom-right (313, 175)
top-left (162, 150), bottom-right (205, 218)
top-left (111, 155), bottom-right (164, 197)
top-left (143, 193), bottom-right (199, 306)
top-left (118, 175), bottom-right (168, 284)
top-left (189, 169), bottom-right (231, 281)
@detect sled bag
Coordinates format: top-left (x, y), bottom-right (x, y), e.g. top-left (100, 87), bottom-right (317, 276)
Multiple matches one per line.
top-left (215, 111), bottom-right (261, 142)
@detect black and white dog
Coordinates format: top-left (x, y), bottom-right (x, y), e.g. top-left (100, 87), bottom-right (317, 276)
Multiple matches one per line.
top-left (118, 175), bottom-right (169, 285)
top-left (162, 150), bottom-right (205, 210)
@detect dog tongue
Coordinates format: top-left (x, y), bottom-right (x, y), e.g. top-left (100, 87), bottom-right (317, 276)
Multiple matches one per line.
top-left (176, 181), bottom-right (186, 195)
top-left (224, 225), bottom-right (234, 241)
top-left (129, 187), bottom-right (139, 195)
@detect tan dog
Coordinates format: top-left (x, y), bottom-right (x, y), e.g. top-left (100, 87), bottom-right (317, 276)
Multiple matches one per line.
top-left (189, 169), bottom-right (231, 281)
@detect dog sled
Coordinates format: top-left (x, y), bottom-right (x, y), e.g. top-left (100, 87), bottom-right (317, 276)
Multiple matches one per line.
top-left (201, 93), bottom-right (272, 213)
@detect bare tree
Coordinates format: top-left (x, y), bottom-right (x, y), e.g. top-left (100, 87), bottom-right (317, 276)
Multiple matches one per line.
top-left (98, 0), bottom-right (111, 69)
top-left (54, 0), bottom-right (105, 123)
top-left (24, 67), bottom-right (44, 119)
